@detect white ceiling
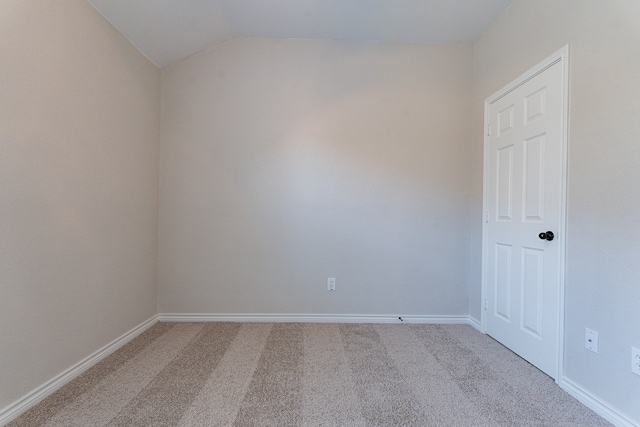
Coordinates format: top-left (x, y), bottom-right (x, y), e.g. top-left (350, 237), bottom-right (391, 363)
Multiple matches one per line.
top-left (87, 0), bottom-right (514, 69)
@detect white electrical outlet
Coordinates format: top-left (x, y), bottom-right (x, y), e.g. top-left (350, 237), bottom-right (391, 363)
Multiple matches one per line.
top-left (585, 328), bottom-right (598, 353)
top-left (632, 347), bottom-right (640, 376)
top-left (327, 277), bottom-right (336, 292)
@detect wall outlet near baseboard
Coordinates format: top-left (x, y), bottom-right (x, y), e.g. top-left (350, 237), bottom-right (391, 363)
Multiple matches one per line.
top-left (327, 277), bottom-right (336, 292)
top-left (632, 347), bottom-right (640, 376)
top-left (585, 328), bottom-right (598, 353)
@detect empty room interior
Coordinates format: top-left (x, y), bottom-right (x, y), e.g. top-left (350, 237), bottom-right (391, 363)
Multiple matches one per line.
top-left (2, 0), bottom-right (639, 425)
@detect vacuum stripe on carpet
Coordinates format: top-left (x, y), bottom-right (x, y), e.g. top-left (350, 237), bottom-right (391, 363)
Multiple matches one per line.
top-left (42, 323), bottom-right (204, 427)
top-left (106, 322), bottom-right (242, 426)
top-left (233, 323), bottom-right (304, 426)
top-left (339, 324), bottom-right (428, 426)
top-left (176, 323), bottom-right (273, 426)
top-left (10, 322), bottom-right (175, 427)
top-left (302, 323), bottom-right (367, 426)
top-left (375, 324), bottom-right (489, 426)
top-left (411, 325), bottom-right (550, 426)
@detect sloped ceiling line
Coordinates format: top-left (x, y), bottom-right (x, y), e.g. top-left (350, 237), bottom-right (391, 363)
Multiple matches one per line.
top-left (87, 0), bottom-right (514, 68)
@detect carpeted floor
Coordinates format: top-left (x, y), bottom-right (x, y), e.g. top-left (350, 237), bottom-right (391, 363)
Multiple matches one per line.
top-left (9, 322), bottom-right (610, 426)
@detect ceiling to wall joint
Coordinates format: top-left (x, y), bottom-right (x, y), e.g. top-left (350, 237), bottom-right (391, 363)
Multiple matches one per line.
top-left (87, 0), bottom-right (514, 68)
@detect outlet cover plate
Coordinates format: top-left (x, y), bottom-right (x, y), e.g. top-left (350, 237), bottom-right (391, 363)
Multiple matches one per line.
top-left (585, 328), bottom-right (598, 353)
top-left (632, 347), bottom-right (640, 376)
top-left (327, 277), bottom-right (336, 292)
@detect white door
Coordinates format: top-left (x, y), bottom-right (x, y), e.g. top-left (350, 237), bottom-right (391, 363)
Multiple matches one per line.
top-left (483, 49), bottom-right (568, 380)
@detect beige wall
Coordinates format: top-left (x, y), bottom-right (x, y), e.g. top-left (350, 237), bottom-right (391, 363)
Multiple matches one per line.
top-left (159, 38), bottom-right (472, 316)
top-left (471, 0), bottom-right (640, 422)
top-left (0, 0), bottom-right (160, 410)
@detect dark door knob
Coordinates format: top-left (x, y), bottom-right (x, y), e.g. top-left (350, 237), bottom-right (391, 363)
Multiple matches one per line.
top-left (539, 231), bottom-right (554, 241)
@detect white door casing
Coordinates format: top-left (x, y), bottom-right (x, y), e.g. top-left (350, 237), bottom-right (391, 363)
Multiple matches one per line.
top-left (482, 46), bottom-right (569, 380)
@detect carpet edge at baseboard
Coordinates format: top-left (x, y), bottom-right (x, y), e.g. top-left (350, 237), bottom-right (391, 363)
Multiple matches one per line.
top-left (0, 315), bottom-right (158, 427)
top-left (157, 313), bottom-right (471, 324)
top-left (560, 377), bottom-right (638, 427)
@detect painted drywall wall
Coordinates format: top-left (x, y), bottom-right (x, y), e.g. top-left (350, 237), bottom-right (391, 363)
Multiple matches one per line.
top-left (159, 38), bottom-right (472, 316)
top-left (0, 1), bottom-right (160, 410)
top-left (471, 0), bottom-right (640, 422)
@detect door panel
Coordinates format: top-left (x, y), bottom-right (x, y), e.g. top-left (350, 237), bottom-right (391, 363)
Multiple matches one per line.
top-left (521, 247), bottom-right (543, 337)
top-left (523, 134), bottom-right (545, 221)
top-left (497, 145), bottom-right (514, 220)
top-left (484, 56), bottom-right (566, 380)
top-left (494, 243), bottom-right (512, 322)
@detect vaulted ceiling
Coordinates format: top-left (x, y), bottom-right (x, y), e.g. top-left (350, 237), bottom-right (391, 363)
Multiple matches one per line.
top-left (87, 0), bottom-right (514, 68)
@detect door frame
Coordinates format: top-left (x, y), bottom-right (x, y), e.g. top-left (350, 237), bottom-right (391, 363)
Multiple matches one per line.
top-left (481, 45), bottom-right (570, 382)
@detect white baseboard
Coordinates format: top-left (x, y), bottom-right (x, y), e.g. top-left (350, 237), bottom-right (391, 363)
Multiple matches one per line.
top-left (0, 316), bottom-right (158, 427)
top-left (467, 316), bottom-right (482, 331)
top-left (157, 313), bottom-right (471, 324)
top-left (560, 377), bottom-right (638, 427)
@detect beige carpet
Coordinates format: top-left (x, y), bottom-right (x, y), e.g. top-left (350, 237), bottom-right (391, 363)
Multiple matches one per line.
top-left (9, 322), bottom-right (610, 426)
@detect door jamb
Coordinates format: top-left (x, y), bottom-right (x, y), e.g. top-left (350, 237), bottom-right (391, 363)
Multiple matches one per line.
top-left (480, 45), bottom-right (570, 383)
